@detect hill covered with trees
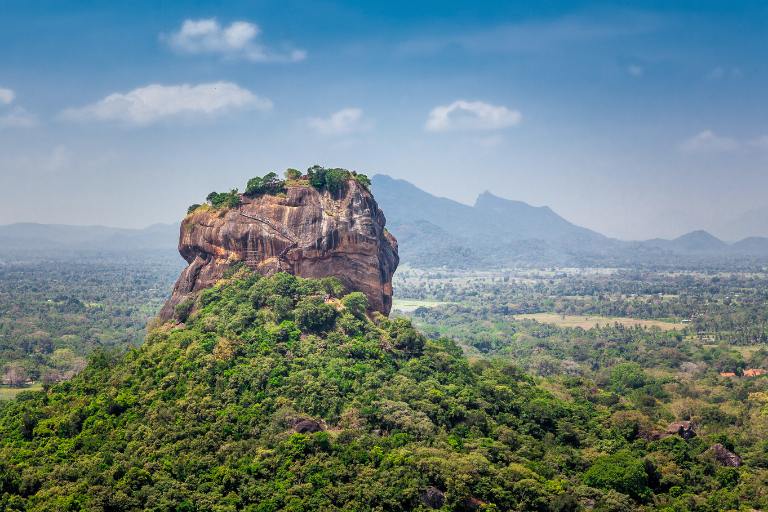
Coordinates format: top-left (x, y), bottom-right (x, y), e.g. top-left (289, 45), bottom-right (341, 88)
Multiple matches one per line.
top-left (1, 269), bottom-right (765, 511)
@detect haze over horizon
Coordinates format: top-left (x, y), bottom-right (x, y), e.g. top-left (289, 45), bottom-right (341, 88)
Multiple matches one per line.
top-left (2, 0), bottom-right (767, 240)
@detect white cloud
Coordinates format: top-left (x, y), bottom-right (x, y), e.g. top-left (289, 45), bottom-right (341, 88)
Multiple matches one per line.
top-left (0, 107), bottom-right (37, 128)
top-left (165, 18), bottom-right (306, 63)
top-left (627, 64), bottom-right (644, 77)
top-left (680, 130), bottom-right (740, 153)
top-left (425, 100), bottom-right (522, 132)
top-left (61, 82), bottom-right (271, 126)
top-left (0, 87), bottom-right (14, 105)
top-left (307, 108), bottom-right (371, 135)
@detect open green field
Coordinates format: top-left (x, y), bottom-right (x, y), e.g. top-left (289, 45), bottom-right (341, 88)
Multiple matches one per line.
top-left (514, 312), bottom-right (684, 330)
top-left (392, 298), bottom-right (453, 313)
top-left (0, 383), bottom-right (43, 400)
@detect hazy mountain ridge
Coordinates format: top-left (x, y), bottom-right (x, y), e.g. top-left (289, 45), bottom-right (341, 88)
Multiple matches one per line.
top-left (0, 222), bottom-right (179, 252)
top-left (372, 175), bottom-right (768, 267)
top-left (2, 177), bottom-right (766, 267)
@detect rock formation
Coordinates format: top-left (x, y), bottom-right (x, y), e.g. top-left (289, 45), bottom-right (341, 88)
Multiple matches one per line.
top-left (708, 443), bottom-right (742, 467)
top-left (159, 179), bottom-right (398, 321)
top-left (665, 421), bottom-right (696, 440)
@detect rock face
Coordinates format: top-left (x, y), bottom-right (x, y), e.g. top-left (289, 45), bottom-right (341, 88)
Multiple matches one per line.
top-left (159, 180), bottom-right (398, 321)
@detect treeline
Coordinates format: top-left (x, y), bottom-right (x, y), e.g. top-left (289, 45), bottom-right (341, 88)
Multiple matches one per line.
top-left (189, 166), bottom-right (372, 213)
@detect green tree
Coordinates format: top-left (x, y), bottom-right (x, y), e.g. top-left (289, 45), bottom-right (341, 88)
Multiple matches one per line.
top-left (342, 292), bottom-right (368, 319)
top-left (284, 168), bottom-right (302, 180)
top-left (324, 168), bottom-right (351, 194)
top-left (609, 363), bottom-right (647, 392)
top-left (583, 450), bottom-right (650, 500)
top-left (294, 296), bottom-right (338, 333)
top-left (246, 172), bottom-right (285, 196)
top-left (354, 173), bottom-right (371, 189)
top-left (206, 190), bottom-right (240, 208)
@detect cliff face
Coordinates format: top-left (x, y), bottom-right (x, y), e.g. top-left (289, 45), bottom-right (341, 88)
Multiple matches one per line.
top-left (159, 180), bottom-right (398, 321)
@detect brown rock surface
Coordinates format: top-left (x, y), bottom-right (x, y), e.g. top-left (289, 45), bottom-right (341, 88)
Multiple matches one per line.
top-left (665, 421), bottom-right (696, 440)
top-left (159, 179), bottom-right (398, 321)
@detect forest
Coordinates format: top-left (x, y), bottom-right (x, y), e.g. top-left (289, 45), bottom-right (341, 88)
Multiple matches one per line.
top-left (1, 266), bottom-right (767, 510)
top-left (0, 253), bottom-right (181, 395)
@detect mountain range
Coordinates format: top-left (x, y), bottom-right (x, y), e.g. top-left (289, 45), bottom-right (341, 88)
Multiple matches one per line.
top-left (0, 222), bottom-right (178, 254)
top-left (1, 176), bottom-right (766, 267)
top-left (371, 174), bottom-right (768, 267)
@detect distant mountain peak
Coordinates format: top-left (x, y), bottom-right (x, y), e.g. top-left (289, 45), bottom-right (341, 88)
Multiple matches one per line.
top-left (474, 190), bottom-right (553, 213)
top-left (676, 229), bottom-right (719, 239)
top-left (674, 230), bottom-right (725, 245)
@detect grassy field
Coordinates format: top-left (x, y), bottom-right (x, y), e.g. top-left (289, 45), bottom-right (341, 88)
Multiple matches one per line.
top-left (0, 383), bottom-right (43, 400)
top-left (392, 298), bottom-right (453, 313)
top-left (514, 312), bottom-right (684, 330)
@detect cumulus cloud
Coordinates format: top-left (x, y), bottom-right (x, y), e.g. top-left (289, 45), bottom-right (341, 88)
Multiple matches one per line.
top-left (0, 107), bottom-right (37, 128)
top-left (164, 18), bottom-right (306, 63)
top-left (425, 100), bottom-right (521, 132)
top-left (307, 108), bottom-right (371, 135)
top-left (679, 130), bottom-right (740, 153)
top-left (0, 87), bottom-right (15, 105)
top-left (61, 82), bottom-right (271, 126)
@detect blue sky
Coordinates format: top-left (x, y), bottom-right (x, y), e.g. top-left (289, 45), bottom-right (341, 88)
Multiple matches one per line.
top-left (1, 0), bottom-right (766, 239)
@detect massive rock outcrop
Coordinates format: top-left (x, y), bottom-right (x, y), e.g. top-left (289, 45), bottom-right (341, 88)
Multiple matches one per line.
top-left (159, 179), bottom-right (398, 321)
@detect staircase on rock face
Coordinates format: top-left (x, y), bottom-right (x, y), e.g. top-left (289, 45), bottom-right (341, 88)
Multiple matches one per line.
top-left (244, 230), bottom-right (260, 270)
top-left (238, 208), bottom-right (299, 243)
top-left (238, 208), bottom-right (300, 270)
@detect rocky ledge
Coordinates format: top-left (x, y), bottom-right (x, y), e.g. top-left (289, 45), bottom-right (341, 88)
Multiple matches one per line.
top-left (159, 178), bottom-right (398, 321)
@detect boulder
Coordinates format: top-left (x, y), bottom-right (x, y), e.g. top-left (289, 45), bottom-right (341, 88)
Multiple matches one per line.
top-left (420, 486), bottom-right (445, 509)
top-left (665, 421), bottom-right (696, 440)
top-left (708, 443), bottom-right (742, 467)
top-left (293, 419), bottom-right (324, 434)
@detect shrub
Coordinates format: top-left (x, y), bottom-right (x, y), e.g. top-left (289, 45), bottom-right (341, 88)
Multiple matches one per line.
top-left (187, 204), bottom-right (201, 215)
top-left (174, 299), bottom-right (195, 322)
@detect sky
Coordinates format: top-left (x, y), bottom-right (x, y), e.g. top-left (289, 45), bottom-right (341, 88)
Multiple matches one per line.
top-left (0, 0), bottom-right (767, 240)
